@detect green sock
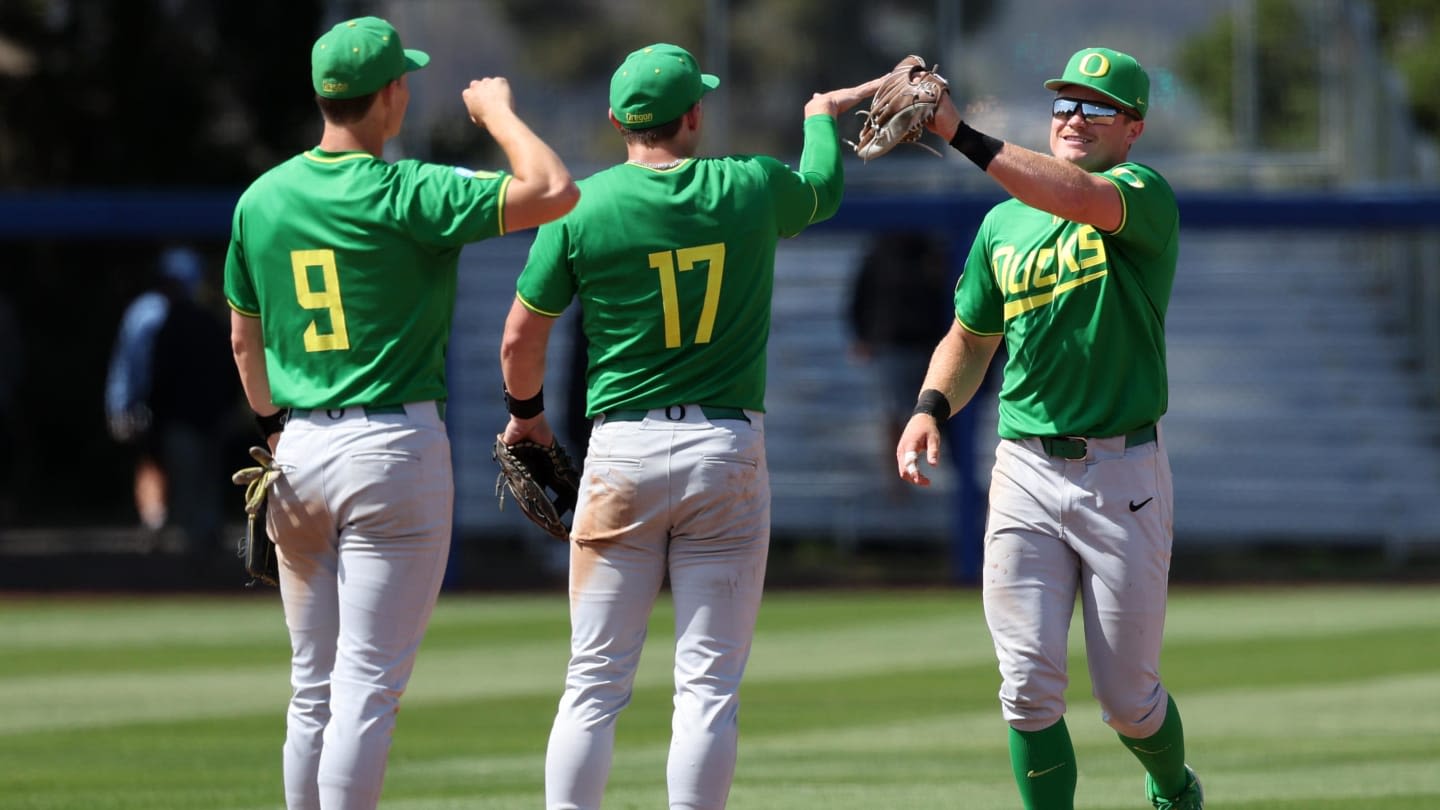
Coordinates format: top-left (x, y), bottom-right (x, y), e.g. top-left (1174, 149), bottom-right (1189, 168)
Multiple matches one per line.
top-left (1119, 694), bottom-right (1189, 797)
top-left (1009, 719), bottom-right (1077, 810)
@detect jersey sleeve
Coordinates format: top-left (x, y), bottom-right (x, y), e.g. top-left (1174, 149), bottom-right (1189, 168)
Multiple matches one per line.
top-left (1099, 162), bottom-right (1177, 256)
top-left (514, 218), bottom-right (574, 317)
top-left (772, 115), bottom-right (844, 237)
top-left (395, 161), bottom-right (512, 247)
top-left (223, 201), bottom-right (260, 317)
top-left (953, 211), bottom-right (1006, 336)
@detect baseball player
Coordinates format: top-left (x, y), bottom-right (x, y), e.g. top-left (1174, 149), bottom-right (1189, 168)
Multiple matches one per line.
top-left (895, 48), bottom-right (1203, 809)
top-left (497, 43), bottom-right (882, 810)
top-left (224, 16), bottom-right (577, 810)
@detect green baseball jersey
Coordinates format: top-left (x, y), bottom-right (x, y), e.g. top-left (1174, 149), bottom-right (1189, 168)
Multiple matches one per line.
top-left (224, 149), bottom-right (510, 409)
top-left (955, 161), bottom-right (1179, 439)
top-left (516, 115), bottom-right (844, 416)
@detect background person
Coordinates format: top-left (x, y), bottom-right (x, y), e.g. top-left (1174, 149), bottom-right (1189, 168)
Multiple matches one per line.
top-left (106, 245), bottom-right (239, 567)
top-left (846, 230), bottom-right (952, 499)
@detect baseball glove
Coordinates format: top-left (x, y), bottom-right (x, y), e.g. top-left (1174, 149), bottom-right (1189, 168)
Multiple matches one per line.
top-left (231, 445), bottom-right (281, 587)
top-left (493, 436), bottom-right (581, 541)
top-left (848, 55), bottom-right (950, 161)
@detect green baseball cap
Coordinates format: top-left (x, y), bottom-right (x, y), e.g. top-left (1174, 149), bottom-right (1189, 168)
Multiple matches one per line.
top-left (609, 44), bottom-right (720, 130)
top-left (1045, 47), bottom-right (1149, 119)
top-left (312, 16), bottom-right (429, 99)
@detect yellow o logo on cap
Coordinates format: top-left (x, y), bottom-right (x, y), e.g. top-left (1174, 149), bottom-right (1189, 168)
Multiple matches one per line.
top-left (1079, 52), bottom-right (1111, 78)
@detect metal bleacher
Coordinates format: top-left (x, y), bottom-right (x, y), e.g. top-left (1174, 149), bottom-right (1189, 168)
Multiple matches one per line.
top-left (1163, 230), bottom-right (1440, 549)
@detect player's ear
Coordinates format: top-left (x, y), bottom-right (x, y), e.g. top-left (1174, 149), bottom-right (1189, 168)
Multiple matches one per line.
top-left (608, 109), bottom-right (624, 131)
top-left (1126, 118), bottom-right (1144, 146)
top-left (374, 79), bottom-right (398, 112)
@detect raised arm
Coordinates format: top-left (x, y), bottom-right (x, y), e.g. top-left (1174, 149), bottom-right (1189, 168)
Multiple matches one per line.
top-left (928, 94), bottom-right (1125, 231)
top-left (463, 77), bottom-right (580, 234)
top-left (803, 76), bottom-right (887, 119)
top-left (788, 76), bottom-right (889, 226)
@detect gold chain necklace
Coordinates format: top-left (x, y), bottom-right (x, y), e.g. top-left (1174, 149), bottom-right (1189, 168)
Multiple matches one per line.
top-left (626, 158), bottom-right (686, 170)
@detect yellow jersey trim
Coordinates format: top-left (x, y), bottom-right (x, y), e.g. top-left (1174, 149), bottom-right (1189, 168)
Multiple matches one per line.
top-left (516, 292), bottom-right (563, 318)
top-left (302, 150), bottom-right (375, 165)
top-left (956, 315), bottom-right (1002, 337)
top-left (227, 300), bottom-right (261, 318)
top-left (1099, 172), bottom-right (1130, 234)
top-left (496, 174), bottom-right (513, 235)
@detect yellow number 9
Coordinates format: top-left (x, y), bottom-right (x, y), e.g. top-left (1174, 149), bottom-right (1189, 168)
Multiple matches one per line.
top-left (290, 249), bottom-right (351, 352)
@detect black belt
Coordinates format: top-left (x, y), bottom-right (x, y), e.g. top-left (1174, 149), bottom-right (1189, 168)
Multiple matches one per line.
top-left (602, 405), bottom-right (749, 423)
top-left (291, 402), bottom-right (446, 421)
top-left (1038, 424), bottom-right (1156, 460)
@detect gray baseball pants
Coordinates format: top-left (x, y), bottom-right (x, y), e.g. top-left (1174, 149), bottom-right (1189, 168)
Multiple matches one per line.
top-left (269, 402), bottom-right (452, 810)
top-left (545, 406), bottom-right (769, 810)
top-left (981, 428), bottom-right (1174, 739)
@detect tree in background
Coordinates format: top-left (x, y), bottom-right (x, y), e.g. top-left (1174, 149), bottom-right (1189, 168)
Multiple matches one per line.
top-left (0, 0), bottom-right (321, 187)
top-left (1177, 0), bottom-right (1440, 151)
top-left (1373, 0), bottom-right (1440, 139)
top-left (0, 0), bottom-right (1002, 182)
top-left (1175, 0), bottom-right (1320, 151)
top-left (478, 0), bottom-right (996, 157)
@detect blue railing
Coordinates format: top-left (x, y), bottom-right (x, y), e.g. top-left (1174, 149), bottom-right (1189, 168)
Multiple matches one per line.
top-left (5, 189), bottom-right (1440, 238)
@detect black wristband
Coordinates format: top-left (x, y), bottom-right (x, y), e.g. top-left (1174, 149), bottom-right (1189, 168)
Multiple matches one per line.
top-left (254, 408), bottom-right (290, 437)
top-left (504, 386), bottom-right (545, 419)
top-left (913, 389), bottom-right (952, 424)
top-left (948, 122), bottom-right (1004, 171)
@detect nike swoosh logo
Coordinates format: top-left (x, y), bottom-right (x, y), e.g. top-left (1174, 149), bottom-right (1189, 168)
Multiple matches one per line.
top-left (1129, 497), bottom-right (1154, 512)
top-left (1129, 743), bottom-right (1172, 755)
top-left (1026, 763), bottom-right (1067, 778)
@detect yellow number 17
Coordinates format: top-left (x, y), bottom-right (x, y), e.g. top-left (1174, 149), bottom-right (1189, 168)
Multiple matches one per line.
top-left (648, 243), bottom-right (725, 349)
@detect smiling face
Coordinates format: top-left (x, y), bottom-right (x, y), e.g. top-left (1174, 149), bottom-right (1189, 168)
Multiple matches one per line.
top-left (1048, 84), bottom-right (1144, 172)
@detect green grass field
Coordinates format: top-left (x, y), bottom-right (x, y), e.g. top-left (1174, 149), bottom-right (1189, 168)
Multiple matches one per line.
top-left (2, 585), bottom-right (1437, 809)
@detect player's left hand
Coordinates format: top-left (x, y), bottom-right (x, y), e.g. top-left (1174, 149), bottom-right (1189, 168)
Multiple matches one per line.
top-left (896, 413), bottom-right (942, 487)
top-left (925, 90), bottom-right (963, 142)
